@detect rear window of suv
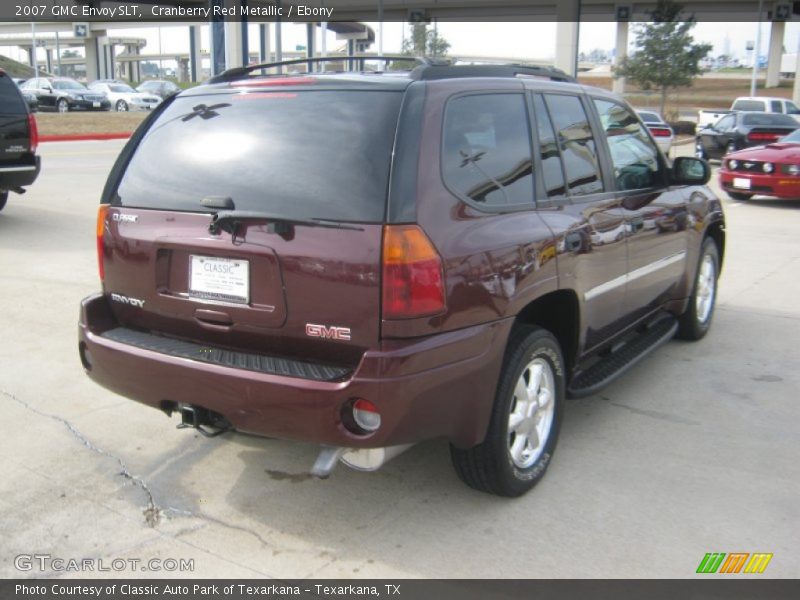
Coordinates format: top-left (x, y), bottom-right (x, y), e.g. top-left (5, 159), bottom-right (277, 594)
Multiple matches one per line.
top-left (115, 90), bottom-right (403, 223)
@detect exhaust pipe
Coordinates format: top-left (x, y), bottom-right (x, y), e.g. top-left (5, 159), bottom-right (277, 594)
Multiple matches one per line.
top-left (340, 444), bottom-right (415, 471)
top-left (310, 444), bottom-right (415, 478)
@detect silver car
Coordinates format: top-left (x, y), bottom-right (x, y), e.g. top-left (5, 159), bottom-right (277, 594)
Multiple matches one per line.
top-left (88, 82), bottom-right (161, 112)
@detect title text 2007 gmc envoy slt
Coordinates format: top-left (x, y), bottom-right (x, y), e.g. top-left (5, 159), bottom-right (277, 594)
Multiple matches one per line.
top-left (79, 59), bottom-right (724, 497)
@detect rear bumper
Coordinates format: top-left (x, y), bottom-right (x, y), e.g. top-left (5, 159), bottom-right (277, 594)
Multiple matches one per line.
top-left (719, 169), bottom-right (800, 198)
top-left (79, 293), bottom-right (512, 448)
top-left (70, 99), bottom-right (111, 111)
top-left (128, 102), bottom-right (158, 111)
top-left (0, 154), bottom-right (40, 190)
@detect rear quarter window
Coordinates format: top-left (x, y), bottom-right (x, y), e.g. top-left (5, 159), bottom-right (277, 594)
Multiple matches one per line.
top-left (0, 76), bottom-right (27, 113)
top-left (441, 93), bottom-right (534, 207)
top-left (115, 90), bottom-right (403, 223)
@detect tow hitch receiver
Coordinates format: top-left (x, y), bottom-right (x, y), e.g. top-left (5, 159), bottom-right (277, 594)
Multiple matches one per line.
top-left (176, 404), bottom-right (231, 438)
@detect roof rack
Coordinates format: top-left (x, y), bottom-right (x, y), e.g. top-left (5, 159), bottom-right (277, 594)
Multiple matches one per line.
top-left (410, 63), bottom-right (576, 83)
top-left (208, 55), bottom-right (443, 84)
top-left (209, 56), bottom-right (576, 85)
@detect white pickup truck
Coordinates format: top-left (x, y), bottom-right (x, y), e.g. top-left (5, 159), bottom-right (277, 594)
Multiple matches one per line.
top-left (697, 96), bottom-right (800, 128)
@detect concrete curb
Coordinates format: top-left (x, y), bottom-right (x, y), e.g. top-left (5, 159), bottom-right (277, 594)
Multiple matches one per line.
top-left (40, 132), bottom-right (132, 142)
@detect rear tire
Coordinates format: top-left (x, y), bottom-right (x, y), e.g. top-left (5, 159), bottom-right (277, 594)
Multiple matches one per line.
top-left (450, 326), bottom-right (564, 497)
top-left (727, 191), bottom-right (752, 201)
top-left (677, 238), bottom-right (720, 341)
top-left (0, 191), bottom-right (7, 212)
top-left (57, 99), bottom-right (69, 113)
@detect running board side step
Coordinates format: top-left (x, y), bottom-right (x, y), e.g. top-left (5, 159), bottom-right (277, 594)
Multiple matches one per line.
top-left (568, 315), bottom-right (678, 398)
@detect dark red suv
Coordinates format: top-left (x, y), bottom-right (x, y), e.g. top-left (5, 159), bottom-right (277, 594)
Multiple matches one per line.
top-left (79, 59), bottom-right (724, 496)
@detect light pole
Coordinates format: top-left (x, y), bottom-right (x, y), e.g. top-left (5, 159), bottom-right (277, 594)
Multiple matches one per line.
top-left (30, 21), bottom-right (37, 77)
top-left (750, 0), bottom-right (764, 97)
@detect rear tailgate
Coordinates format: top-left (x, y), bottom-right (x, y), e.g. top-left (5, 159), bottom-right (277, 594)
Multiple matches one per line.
top-left (0, 73), bottom-right (31, 164)
top-left (100, 86), bottom-right (402, 371)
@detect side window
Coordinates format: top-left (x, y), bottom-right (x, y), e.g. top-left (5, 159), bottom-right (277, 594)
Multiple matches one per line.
top-left (532, 94), bottom-right (566, 199)
top-left (442, 93), bottom-right (534, 207)
top-left (786, 101), bottom-right (800, 115)
top-left (543, 94), bottom-right (603, 196)
top-left (715, 115), bottom-right (735, 131)
top-left (593, 99), bottom-right (662, 192)
top-left (771, 100), bottom-right (783, 113)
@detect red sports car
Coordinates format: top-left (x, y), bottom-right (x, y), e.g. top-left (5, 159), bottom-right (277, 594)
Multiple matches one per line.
top-left (719, 129), bottom-right (800, 200)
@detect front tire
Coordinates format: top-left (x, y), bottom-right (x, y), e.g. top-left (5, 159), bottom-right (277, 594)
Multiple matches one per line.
top-left (695, 141), bottom-right (707, 159)
top-left (450, 326), bottom-right (564, 497)
top-left (116, 100), bottom-right (128, 112)
top-left (677, 238), bottom-right (720, 340)
top-left (57, 99), bottom-right (69, 113)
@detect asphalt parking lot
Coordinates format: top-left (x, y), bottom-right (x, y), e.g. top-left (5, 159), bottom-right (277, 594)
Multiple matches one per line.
top-left (0, 139), bottom-right (798, 579)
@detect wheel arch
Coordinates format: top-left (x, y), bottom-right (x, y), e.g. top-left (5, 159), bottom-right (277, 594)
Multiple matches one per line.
top-left (705, 218), bottom-right (726, 270)
top-left (513, 289), bottom-right (580, 379)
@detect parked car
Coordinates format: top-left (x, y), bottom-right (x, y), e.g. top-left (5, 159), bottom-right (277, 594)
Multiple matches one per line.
top-left (0, 69), bottom-right (40, 211)
top-left (88, 81), bottom-right (161, 112)
top-left (697, 95), bottom-right (800, 128)
top-left (20, 77), bottom-right (110, 112)
top-left (135, 79), bottom-right (180, 100)
top-left (732, 96), bottom-right (800, 122)
top-left (719, 128), bottom-right (800, 200)
top-left (635, 109), bottom-right (674, 154)
top-left (695, 112), bottom-right (799, 160)
top-left (80, 61), bottom-right (724, 497)
top-left (90, 78), bottom-right (127, 85)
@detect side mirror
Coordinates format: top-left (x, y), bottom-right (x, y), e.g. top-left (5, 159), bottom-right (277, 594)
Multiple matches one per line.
top-left (672, 157), bottom-right (710, 186)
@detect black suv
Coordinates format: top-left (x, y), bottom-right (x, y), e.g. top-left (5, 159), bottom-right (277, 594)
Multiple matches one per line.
top-left (0, 70), bottom-right (40, 211)
top-left (80, 59), bottom-right (724, 496)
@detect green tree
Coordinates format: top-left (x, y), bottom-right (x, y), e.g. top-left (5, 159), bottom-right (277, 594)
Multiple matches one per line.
top-left (615, 0), bottom-right (711, 115)
top-left (401, 23), bottom-right (450, 58)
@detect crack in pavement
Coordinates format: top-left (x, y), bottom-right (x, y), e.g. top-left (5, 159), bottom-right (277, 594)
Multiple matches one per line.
top-left (1, 389), bottom-right (162, 527)
top-left (599, 396), bottom-right (700, 426)
top-left (3, 389), bottom-right (319, 563)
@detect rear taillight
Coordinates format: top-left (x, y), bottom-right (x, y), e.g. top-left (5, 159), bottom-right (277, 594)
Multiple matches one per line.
top-left (96, 204), bottom-right (109, 281)
top-left (748, 132), bottom-right (780, 142)
top-left (27, 113), bottom-right (38, 154)
top-left (352, 399), bottom-right (381, 433)
top-left (382, 225), bottom-right (446, 320)
top-left (233, 77), bottom-right (315, 87)
top-left (649, 127), bottom-right (672, 137)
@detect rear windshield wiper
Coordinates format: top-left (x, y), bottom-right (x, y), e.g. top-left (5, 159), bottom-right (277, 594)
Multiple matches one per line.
top-left (208, 210), bottom-right (364, 235)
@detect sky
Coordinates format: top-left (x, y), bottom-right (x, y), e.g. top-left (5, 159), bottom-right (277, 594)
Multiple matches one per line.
top-left (3, 20), bottom-right (800, 67)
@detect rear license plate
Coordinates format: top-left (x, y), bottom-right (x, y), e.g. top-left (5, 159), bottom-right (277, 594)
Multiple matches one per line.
top-left (189, 256), bottom-right (249, 304)
top-left (92, 101), bottom-right (100, 108)
top-left (733, 177), bottom-right (751, 189)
